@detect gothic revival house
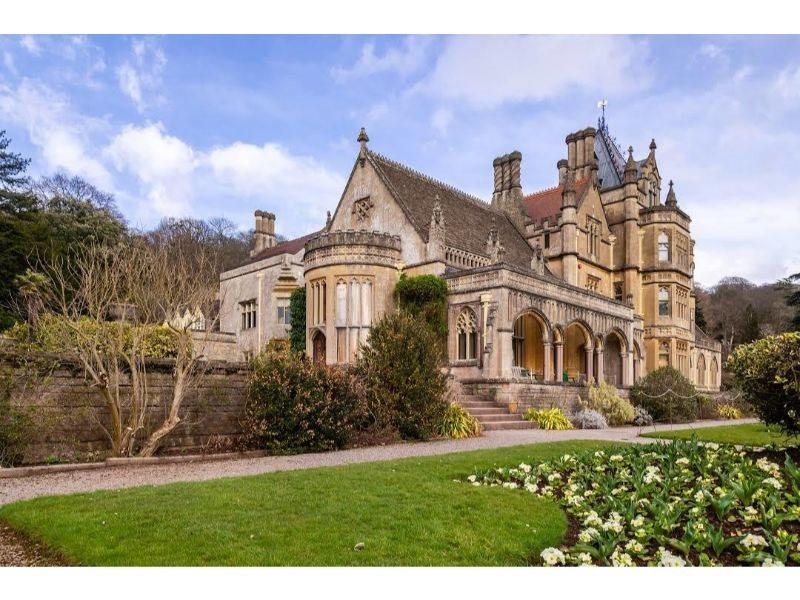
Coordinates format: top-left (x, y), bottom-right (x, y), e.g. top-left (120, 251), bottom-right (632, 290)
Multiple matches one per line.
top-left (218, 117), bottom-right (722, 422)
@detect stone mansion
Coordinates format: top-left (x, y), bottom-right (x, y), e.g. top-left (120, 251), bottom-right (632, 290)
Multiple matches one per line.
top-left (217, 116), bottom-right (722, 408)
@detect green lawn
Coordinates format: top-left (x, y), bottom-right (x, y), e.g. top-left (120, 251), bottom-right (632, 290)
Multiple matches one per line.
top-left (642, 422), bottom-right (798, 447)
top-left (0, 441), bottom-right (616, 566)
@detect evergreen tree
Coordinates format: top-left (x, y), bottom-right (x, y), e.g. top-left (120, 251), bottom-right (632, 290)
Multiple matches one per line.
top-left (740, 303), bottom-right (761, 343)
top-left (783, 273), bottom-right (800, 331)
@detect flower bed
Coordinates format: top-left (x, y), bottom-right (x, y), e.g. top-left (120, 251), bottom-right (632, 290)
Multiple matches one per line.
top-left (467, 440), bottom-right (800, 566)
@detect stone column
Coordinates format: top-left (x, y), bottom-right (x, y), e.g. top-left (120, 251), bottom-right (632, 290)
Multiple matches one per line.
top-left (585, 348), bottom-right (594, 384)
top-left (621, 351), bottom-right (632, 387)
top-left (595, 348), bottom-right (604, 384)
top-left (543, 342), bottom-right (553, 382)
top-left (555, 342), bottom-right (564, 383)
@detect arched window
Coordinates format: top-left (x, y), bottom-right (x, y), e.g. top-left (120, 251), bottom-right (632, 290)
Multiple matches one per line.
top-left (697, 354), bottom-right (706, 386)
top-left (710, 358), bottom-right (718, 387)
top-left (457, 308), bottom-right (478, 360)
top-left (658, 232), bottom-right (670, 262)
top-left (658, 340), bottom-right (670, 367)
top-left (658, 287), bottom-right (670, 317)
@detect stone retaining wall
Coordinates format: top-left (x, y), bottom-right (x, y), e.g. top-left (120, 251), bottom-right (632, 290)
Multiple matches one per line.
top-left (2, 353), bottom-right (249, 465)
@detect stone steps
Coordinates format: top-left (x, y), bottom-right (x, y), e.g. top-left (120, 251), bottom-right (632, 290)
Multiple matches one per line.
top-left (458, 396), bottom-right (536, 431)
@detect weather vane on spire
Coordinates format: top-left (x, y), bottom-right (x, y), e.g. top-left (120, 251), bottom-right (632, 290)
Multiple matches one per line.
top-left (597, 99), bottom-right (608, 129)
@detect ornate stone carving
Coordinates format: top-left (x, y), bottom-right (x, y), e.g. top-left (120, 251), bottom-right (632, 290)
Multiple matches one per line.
top-left (352, 196), bottom-right (374, 222)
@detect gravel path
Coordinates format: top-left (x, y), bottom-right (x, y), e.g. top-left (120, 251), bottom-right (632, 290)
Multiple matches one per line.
top-left (0, 522), bottom-right (66, 566)
top-left (0, 418), bottom-right (754, 508)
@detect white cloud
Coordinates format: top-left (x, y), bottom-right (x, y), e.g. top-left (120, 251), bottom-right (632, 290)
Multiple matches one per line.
top-left (431, 108), bottom-right (453, 136)
top-left (116, 38), bottom-right (167, 113)
top-left (0, 79), bottom-right (113, 188)
top-left (105, 123), bottom-right (196, 217)
top-left (415, 36), bottom-right (650, 109)
top-left (2, 51), bottom-right (16, 76)
top-left (773, 64), bottom-right (800, 101)
top-left (206, 142), bottom-right (345, 232)
top-left (19, 35), bottom-right (41, 56)
top-left (333, 37), bottom-right (431, 82)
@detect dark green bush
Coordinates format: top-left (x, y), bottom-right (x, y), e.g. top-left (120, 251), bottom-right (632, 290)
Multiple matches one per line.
top-left (726, 332), bottom-right (800, 435)
top-left (630, 366), bottom-right (698, 423)
top-left (243, 345), bottom-right (367, 453)
top-left (394, 274), bottom-right (448, 339)
top-left (289, 286), bottom-right (306, 354)
top-left (356, 311), bottom-right (448, 440)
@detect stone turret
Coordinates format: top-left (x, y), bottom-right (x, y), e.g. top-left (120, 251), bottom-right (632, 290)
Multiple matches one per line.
top-left (622, 146), bottom-right (641, 313)
top-left (490, 151), bottom-right (527, 232)
top-left (560, 168), bottom-right (578, 285)
top-left (565, 127), bottom-right (597, 181)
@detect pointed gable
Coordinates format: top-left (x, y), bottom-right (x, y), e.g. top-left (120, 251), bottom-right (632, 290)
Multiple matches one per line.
top-left (367, 151), bottom-right (533, 270)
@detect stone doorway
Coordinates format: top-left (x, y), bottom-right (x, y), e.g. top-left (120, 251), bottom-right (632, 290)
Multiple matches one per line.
top-left (312, 331), bottom-right (326, 363)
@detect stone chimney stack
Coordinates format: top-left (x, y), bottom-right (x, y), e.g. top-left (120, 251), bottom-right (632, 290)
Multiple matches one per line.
top-left (557, 159), bottom-right (568, 186)
top-left (564, 127), bottom-right (597, 181)
top-left (250, 210), bottom-right (277, 257)
top-left (490, 151), bottom-right (527, 232)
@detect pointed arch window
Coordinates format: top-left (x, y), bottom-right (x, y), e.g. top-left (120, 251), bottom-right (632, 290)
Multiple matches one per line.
top-left (457, 308), bottom-right (478, 360)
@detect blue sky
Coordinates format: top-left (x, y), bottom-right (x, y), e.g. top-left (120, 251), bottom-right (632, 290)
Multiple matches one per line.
top-left (1, 35), bottom-right (798, 286)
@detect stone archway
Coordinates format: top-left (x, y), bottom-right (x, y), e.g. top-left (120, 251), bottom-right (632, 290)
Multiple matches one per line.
top-left (512, 311), bottom-right (548, 380)
top-left (603, 331), bottom-right (626, 387)
top-left (563, 321), bottom-right (593, 383)
top-left (697, 353), bottom-right (706, 387)
top-left (312, 330), bottom-right (326, 364)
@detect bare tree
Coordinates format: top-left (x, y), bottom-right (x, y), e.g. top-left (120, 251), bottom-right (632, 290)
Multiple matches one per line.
top-left (35, 237), bottom-right (220, 457)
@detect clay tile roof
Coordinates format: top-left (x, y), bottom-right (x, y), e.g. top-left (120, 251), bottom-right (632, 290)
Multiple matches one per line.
top-left (240, 230), bottom-right (320, 266)
top-left (522, 178), bottom-right (590, 225)
top-left (367, 151), bottom-right (533, 270)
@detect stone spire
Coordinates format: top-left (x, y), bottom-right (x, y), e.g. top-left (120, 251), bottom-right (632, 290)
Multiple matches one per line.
top-left (624, 146), bottom-right (638, 183)
top-left (665, 180), bottom-right (678, 207)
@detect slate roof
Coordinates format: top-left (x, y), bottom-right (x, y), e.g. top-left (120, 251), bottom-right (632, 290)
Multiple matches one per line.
top-left (240, 230), bottom-right (320, 266)
top-left (367, 151), bottom-right (534, 270)
top-left (522, 178), bottom-right (590, 225)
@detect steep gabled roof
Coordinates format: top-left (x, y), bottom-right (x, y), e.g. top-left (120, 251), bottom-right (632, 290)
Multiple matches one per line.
top-left (522, 178), bottom-right (590, 225)
top-left (366, 151), bottom-right (533, 269)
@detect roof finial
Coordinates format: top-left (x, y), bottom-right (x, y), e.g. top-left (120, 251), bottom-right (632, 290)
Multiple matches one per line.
top-left (624, 146), bottom-right (638, 182)
top-left (597, 99), bottom-right (607, 129)
top-left (357, 127), bottom-right (369, 166)
top-left (649, 138), bottom-right (657, 152)
top-left (665, 179), bottom-right (678, 207)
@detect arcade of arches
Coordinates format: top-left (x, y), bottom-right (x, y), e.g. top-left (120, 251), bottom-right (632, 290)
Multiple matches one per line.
top-left (511, 311), bottom-right (639, 386)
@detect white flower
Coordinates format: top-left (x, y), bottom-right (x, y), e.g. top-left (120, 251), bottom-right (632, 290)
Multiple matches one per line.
top-left (625, 539), bottom-right (644, 553)
top-left (519, 463), bottom-right (532, 474)
top-left (610, 454), bottom-right (624, 462)
top-left (611, 549), bottom-right (634, 567)
top-left (676, 457), bottom-right (690, 466)
top-left (631, 515), bottom-right (645, 528)
top-left (583, 511), bottom-right (603, 528)
top-left (594, 451), bottom-right (606, 458)
top-left (578, 527), bottom-right (599, 543)
top-left (762, 557), bottom-right (784, 567)
top-left (524, 483), bottom-right (539, 494)
top-left (657, 548), bottom-right (686, 567)
top-left (694, 490), bottom-right (706, 503)
top-left (740, 534), bottom-right (767, 549)
top-left (762, 477), bottom-right (782, 490)
top-left (548, 473), bottom-right (562, 483)
top-left (467, 475), bottom-right (477, 483)
top-left (756, 458), bottom-right (780, 475)
top-left (540, 547), bottom-right (565, 566)
top-left (576, 552), bottom-right (593, 566)
top-left (502, 481), bottom-right (518, 490)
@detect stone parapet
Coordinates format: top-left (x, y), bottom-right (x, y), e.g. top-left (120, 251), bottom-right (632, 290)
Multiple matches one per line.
top-left (304, 229), bottom-right (402, 270)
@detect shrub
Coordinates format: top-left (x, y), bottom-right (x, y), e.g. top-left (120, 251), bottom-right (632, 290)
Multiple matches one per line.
top-left (0, 370), bottom-right (35, 467)
top-left (630, 366), bottom-right (698, 423)
top-left (394, 274), bottom-right (448, 351)
top-left (726, 332), bottom-right (800, 435)
top-left (571, 409), bottom-right (607, 430)
top-left (289, 286), bottom-right (306, 354)
top-left (631, 406), bottom-right (654, 427)
top-left (356, 311), bottom-right (448, 440)
top-left (439, 403), bottom-right (481, 439)
top-left (718, 404), bottom-right (743, 420)
top-left (244, 345), bottom-right (367, 453)
top-left (524, 407), bottom-right (573, 430)
top-left (584, 381), bottom-right (635, 426)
